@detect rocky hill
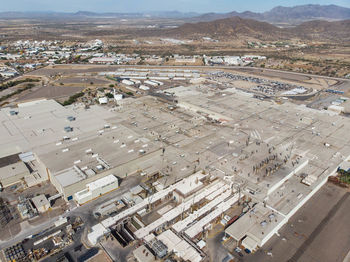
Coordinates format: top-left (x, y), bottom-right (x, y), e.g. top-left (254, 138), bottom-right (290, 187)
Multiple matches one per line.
top-left (194, 4), bottom-right (350, 24)
top-left (168, 16), bottom-right (350, 42)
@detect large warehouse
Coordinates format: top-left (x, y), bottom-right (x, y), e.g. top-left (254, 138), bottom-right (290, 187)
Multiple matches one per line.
top-left (0, 99), bottom-right (126, 200)
top-left (0, 98), bottom-right (197, 201)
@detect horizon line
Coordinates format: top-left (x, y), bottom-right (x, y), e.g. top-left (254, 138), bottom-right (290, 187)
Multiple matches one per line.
top-left (0, 3), bottom-right (349, 14)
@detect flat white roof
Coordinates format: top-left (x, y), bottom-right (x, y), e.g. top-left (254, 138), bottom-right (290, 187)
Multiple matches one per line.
top-left (172, 184), bottom-right (230, 233)
top-left (242, 235), bottom-right (258, 251)
top-left (87, 174), bottom-right (118, 191)
top-left (135, 179), bottom-right (225, 239)
top-left (99, 171), bottom-right (207, 230)
top-left (225, 203), bottom-right (285, 244)
top-left (32, 194), bottom-right (50, 208)
top-left (157, 230), bottom-right (202, 262)
top-left (184, 194), bottom-right (238, 238)
top-left (174, 171), bottom-right (206, 196)
top-left (54, 167), bottom-right (85, 188)
top-left (88, 223), bottom-right (109, 245)
top-left (0, 99), bottom-right (115, 156)
top-left (133, 245), bottom-right (155, 262)
top-left (0, 161), bottom-right (29, 180)
top-left (19, 151), bottom-right (35, 162)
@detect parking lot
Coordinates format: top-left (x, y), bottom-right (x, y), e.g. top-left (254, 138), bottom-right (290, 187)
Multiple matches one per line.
top-left (209, 71), bottom-right (312, 97)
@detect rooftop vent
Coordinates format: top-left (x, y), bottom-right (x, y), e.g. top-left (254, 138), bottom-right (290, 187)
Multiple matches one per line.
top-left (67, 116), bottom-right (76, 121)
top-left (260, 221), bottom-right (267, 227)
top-left (64, 126), bottom-right (73, 132)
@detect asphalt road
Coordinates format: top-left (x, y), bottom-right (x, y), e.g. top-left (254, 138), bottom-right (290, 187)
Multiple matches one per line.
top-left (288, 192), bottom-right (350, 262)
top-left (207, 231), bottom-right (229, 262)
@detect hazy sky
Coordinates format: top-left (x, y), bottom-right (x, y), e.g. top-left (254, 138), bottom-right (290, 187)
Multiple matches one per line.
top-left (2, 0), bottom-right (350, 13)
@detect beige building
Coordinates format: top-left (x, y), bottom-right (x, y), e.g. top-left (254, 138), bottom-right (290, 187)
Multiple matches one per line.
top-left (133, 245), bottom-right (155, 262)
top-left (32, 194), bottom-right (51, 213)
top-left (0, 154), bottom-right (30, 188)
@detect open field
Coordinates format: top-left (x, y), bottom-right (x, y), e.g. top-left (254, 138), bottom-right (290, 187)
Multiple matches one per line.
top-left (59, 77), bottom-right (109, 85)
top-left (16, 85), bottom-right (86, 101)
top-left (13, 71), bottom-right (115, 102)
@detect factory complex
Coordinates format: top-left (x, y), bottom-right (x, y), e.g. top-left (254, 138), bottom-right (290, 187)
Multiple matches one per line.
top-left (1, 68), bottom-right (350, 261)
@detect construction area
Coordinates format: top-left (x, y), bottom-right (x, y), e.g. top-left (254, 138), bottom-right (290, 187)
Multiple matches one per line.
top-left (0, 66), bottom-right (350, 261)
top-left (0, 216), bottom-right (83, 262)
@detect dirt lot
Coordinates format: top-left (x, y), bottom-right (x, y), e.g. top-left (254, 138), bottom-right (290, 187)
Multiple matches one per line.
top-left (59, 77), bottom-right (109, 85)
top-left (244, 183), bottom-right (350, 262)
top-left (16, 85), bottom-right (86, 101)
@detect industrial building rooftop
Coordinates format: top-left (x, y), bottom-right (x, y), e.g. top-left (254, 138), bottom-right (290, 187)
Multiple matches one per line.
top-left (1, 72), bottom-right (350, 259)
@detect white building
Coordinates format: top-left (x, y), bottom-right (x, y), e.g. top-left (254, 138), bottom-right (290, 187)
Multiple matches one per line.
top-left (0, 154), bottom-right (30, 188)
top-left (144, 80), bottom-right (159, 87)
top-left (89, 57), bottom-right (117, 64)
top-left (74, 174), bottom-right (119, 205)
top-left (122, 79), bottom-right (135, 86)
top-left (98, 97), bottom-right (108, 104)
top-left (139, 85), bottom-right (150, 91)
top-left (88, 224), bottom-right (110, 245)
top-left (225, 203), bottom-right (284, 251)
top-left (133, 245), bottom-right (156, 262)
top-left (223, 56), bottom-right (241, 65)
top-left (114, 94), bottom-right (123, 101)
top-left (328, 105), bottom-right (344, 115)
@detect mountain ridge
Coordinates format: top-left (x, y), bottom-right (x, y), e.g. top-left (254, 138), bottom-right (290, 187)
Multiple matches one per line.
top-left (167, 16), bottom-right (350, 42)
top-left (0, 4), bottom-right (349, 23)
top-left (193, 4), bottom-right (350, 24)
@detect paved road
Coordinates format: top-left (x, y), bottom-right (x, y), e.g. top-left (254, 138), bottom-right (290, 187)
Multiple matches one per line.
top-left (288, 192), bottom-right (350, 262)
top-left (0, 175), bottom-right (142, 249)
top-left (207, 231), bottom-right (229, 262)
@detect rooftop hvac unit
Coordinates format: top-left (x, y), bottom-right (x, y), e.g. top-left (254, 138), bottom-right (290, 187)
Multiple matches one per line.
top-left (64, 126), bottom-right (73, 132)
top-left (67, 116), bottom-right (76, 121)
top-left (96, 164), bottom-right (104, 171)
top-left (260, 221), bottom-right (267, 227)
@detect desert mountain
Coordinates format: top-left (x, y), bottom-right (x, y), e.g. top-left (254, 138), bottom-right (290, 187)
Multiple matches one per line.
top-left (194, 4), bottom-right (350, 24)
top-left (168, 17), bottom-right (286, 40)
top-left (168, 16), bottom-right (350, 42)
top-left (290, 19), bottom-right (350, 41)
